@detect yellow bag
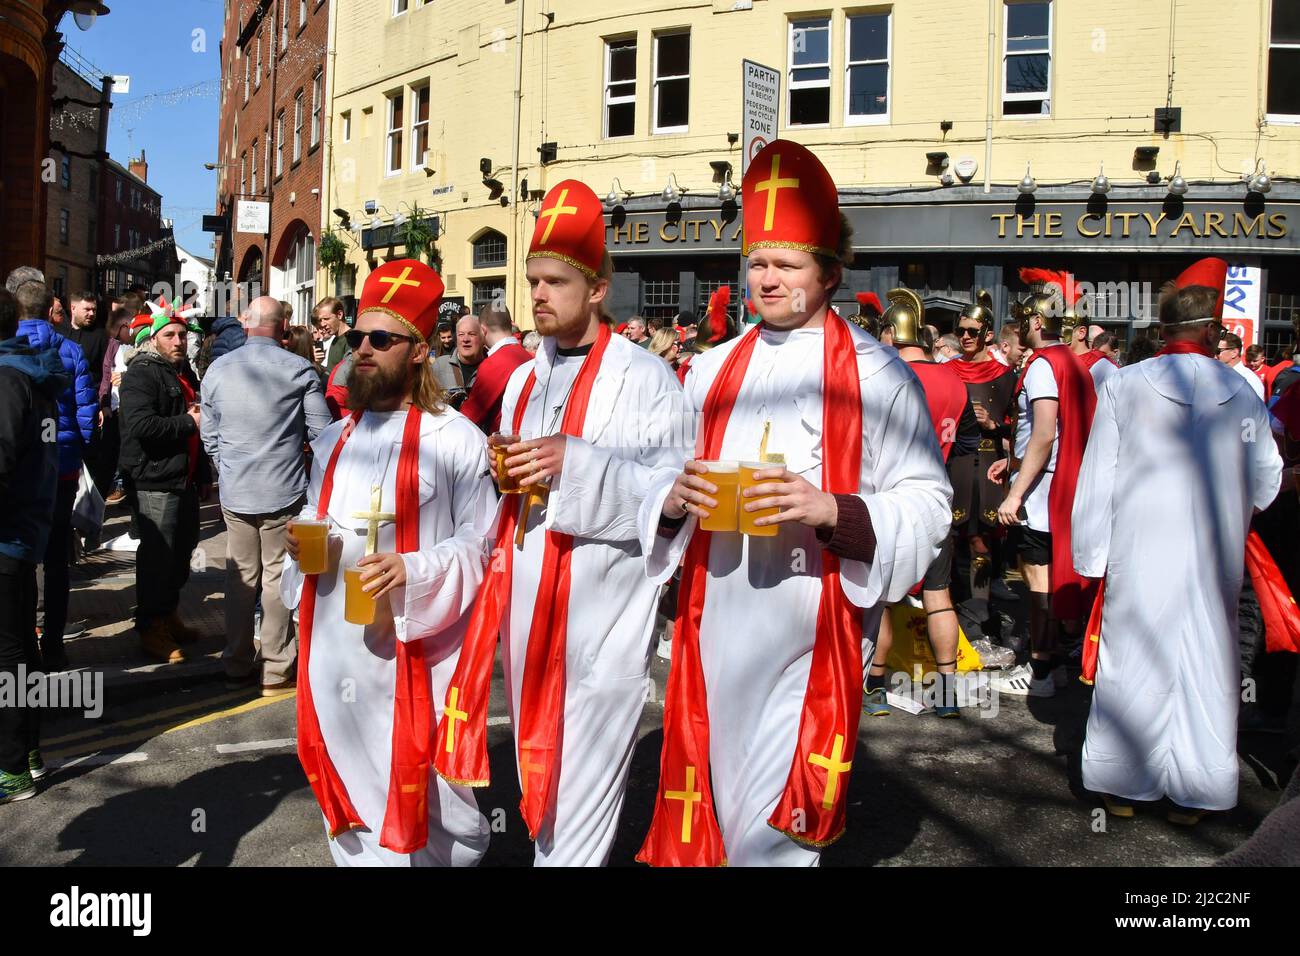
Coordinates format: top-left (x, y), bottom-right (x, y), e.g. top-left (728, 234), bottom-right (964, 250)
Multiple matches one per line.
top-left (884, 603), bottom-right (983, 683)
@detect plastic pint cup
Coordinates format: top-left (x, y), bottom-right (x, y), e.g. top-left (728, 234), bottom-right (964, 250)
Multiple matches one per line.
top-left (739, 462), bottom-right (782, 537)
top-left (291, 519), bottom-right (329, 574)
top-left (696, 461), bottom-right (740, 533)
top-left (343, 566), bottom-right (377, 626)
top-left (491, 435), bottom-right (524, 494)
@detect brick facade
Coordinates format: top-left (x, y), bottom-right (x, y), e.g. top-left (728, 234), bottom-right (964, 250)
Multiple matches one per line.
top-left (43, 58), bottom-right (105, 300)
top-left (213, 0), bottom-right (328, 321)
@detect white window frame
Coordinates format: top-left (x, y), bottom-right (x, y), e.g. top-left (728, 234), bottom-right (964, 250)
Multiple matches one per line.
top-left (264, 125), bottom-right (271, 187)
top-left (240, 153), bottom-right (247, 196)
top-left (299, 0), bottom-right (306, 28)
top-left (251, 140), bottom-right (258, 195)
top-left (341, 110), bottom-right (351, 143)
top-left (275, 111), bottom-right (285, 176)
top-left (1002, 0), bottom-right (1052, 118)
top-left (255, 30), bottom-right (262, 88)
top-left (280, 0), bottom-right (288, 49)
top-left (603, 36), bottom-right (637, 139)
top-left (293, 91), bottom-right (303, 163)
top-left (311, 72), bottom-right (322, 148)
top-left (242, 48), bottom-right (249, 104)
top-left (652, 31), bottom-right (691, 135)
top-left (385, 90), bottom-right (404, 176)
top-left (393, 0), bottom-right (408, 16)
top-left (788, 17), bottom-right (831, 129)
top-left (410, 83), bottom-right (430, 169)
top-left (1267, 5), bottom-right (1300, 124)
top-left (844, 11), bottom-right (891, 126)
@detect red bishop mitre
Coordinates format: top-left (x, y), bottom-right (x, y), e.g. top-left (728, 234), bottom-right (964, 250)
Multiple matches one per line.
top-left (1172, 257), bottom-right (1228, 320)
top-left (741, 139), bottom-right (840, 257)
top-left (527, 179), bottom-right (605, 278)
top-left (357, 258), bottom-right (445, 342)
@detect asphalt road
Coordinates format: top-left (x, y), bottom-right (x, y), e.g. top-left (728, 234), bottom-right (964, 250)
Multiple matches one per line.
top-left (2, 652), bottom-right (1293, 867)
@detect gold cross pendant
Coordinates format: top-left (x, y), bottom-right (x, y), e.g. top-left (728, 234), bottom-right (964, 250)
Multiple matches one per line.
top-left (352, 484), bottom-right (397, 556)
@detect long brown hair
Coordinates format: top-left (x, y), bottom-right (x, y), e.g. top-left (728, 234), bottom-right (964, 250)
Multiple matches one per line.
top-left (410, 355), bottom-right (448, 415)
top-left (283, 325), bottom-right (320, 367)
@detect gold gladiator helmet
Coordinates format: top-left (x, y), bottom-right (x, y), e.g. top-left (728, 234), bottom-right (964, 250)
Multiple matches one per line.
top-left (883, 288), bottom-right (926, 348)
top-left (960, 289), bottom-right (996, 336)
top-left (1013, 268), bottom-right (1087, 339)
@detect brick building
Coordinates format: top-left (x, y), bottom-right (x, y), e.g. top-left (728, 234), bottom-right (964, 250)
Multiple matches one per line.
top-left (0, 1), bottom-right (112, 281)
top-left (99, 151), bottom-right (176, 296)
top-left (45, 50), bottom-right (110, 299)
top-left (212, 0), bottom-right (329, 321)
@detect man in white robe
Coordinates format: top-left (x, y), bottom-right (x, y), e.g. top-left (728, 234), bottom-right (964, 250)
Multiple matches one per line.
top-left (435, 180), bottom-right (685, 866)
top-left (1072, 258), bottom-right (1282, 823)
top-left (638, 141), bottom-right (951, 866)
top-left (282, 259), bottom-right (495, 866)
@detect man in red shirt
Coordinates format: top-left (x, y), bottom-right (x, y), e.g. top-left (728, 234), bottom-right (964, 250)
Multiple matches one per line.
top-left (459, 306), bottom-right (531, 434)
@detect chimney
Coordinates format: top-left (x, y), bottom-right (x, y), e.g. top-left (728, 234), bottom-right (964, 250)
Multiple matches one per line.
top-left (129, 149), bottom-right (148, 183)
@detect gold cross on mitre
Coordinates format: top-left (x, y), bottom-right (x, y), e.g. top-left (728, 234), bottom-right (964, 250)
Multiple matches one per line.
top-left (664, 765), bottom-right (703, 844)
top-left (378, 265), bottom-right (421, 304)
top-left (352, 484), bottom-right (397, 556)
top-left (808, 733), bottom-right (852, 811)
top-left (754, 153), bottom-right (800, 232)
top-left (537, 188), bottom-right (578, 244)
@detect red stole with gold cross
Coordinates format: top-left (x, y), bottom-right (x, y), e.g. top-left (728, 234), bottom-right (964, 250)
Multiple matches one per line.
top-left (638, 310), bottom-right (865, 866)
top-left (296, 404), bottom-right (432, 853)
top-left (435, 324), bottom-right (612, 840)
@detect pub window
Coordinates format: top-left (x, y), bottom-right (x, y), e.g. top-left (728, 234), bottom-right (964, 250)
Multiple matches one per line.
top-left (846, 12), bottom-right (890, 123)
top-left (472, 278), bottom-right (506, 313)
top-left (653, 31), bottom-right (690, 134)
top-left (1003, 1), bottom-right (1051, 116)
top-left (1268, 0), bottom-right (1300, 118)
top-left (641, 278), bottom-right (681, 324)
top-left (696, 278), bottom-right (740, 316)
top-left (293, 90), bottom-right (304, 163)
top-left (411, 83), bottom-right (430, 168)
top-left (604, 37), bottom-right (636, 138)
top-left (386, 90), bottom-right (404, 176)
top-left (789, 17), bottom-right (831, 127)
top-left (472, 230), bottom-right (507, 269)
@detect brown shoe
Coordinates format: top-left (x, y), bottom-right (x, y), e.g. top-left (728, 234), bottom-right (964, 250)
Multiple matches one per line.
top-left (140, 622), bottom-right (186, 663)
top-left (260, 678), bottom-right (297, 698)
top-left (1167, 805), bottom-right (1209, 826)
top-left (165, 613), bottom-right (203, 646)
top-left (105, 489), bottom-right (127, 506)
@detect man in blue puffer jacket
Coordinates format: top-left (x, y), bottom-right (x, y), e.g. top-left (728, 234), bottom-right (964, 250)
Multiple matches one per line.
top-left (10, 276), bottom-right (96, 671)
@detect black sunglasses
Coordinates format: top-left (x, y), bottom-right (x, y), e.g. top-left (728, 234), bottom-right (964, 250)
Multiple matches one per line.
top-left (345, 329), bottom-right (417, 351)
top-left (957, 327), bottom-right (983, 338)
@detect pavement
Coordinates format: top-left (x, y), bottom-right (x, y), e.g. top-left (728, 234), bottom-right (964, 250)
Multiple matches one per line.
top-left (3, 501), bottom-right (1297, 866)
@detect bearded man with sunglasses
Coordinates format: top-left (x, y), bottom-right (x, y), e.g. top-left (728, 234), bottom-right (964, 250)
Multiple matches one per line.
top-left (280, 260), bottom-right (498, 867)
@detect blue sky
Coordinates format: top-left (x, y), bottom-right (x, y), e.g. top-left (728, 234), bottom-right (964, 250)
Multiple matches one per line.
top-left (59, 0), bottom-right (225, 257)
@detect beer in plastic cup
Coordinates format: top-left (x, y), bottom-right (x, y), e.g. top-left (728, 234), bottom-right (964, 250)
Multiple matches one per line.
top-left (344, 566), bottom-right (377, 626)
top-left (291, 519), bottom-right (329, 574)
top-left (696, 461), bottom-right (740, 533)
top-left (491, 435), bottom-right (524, 494)
top-left (739, 462), bottom-right (782, 537)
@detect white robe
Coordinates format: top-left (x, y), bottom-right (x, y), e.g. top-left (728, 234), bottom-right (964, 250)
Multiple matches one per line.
top-left (280, 407), bottom-right (496, 866)
top-left (1072, 355), bottom-right (1281, 811)
top-left (642, 324), bottom-right (953, 866)
top-left (498, 333), bottom-right (686, 866)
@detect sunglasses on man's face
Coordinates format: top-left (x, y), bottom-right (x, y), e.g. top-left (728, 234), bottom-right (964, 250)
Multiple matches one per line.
top-left (957, 327), bottom-right (983, 338)
top-left (345, 329), bottom-right (417, 351)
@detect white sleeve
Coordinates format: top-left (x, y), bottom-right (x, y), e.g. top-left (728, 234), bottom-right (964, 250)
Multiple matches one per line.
top-left (1251, 401), bottom-right (1284, 513)
top-left (839, 374), bottom-right (954, 608)
top-left (546, 361), bottom-right (689, 545)
top-left (391, 426), bottom-right (495, 642)
top-left (279, 425), bottom-right (335, 612)
top-left (1071, 377), bottom-right (1120, 577)
top-left (1025, 359), bottom-right (1058, 401)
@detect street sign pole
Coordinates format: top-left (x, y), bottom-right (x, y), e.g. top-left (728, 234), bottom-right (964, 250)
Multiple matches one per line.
top-left (740, 61), bottom-right (781, 325)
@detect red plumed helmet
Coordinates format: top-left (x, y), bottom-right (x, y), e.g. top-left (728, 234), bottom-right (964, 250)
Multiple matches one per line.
top-left (706, 285), bottom-right (731, 344)
top-left (855, 292), bottom-right (883, 317)
top-left (1018, 267), bottom-right (1081, 305)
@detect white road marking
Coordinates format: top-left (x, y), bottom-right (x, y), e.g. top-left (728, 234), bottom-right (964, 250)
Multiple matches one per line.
top-left (50, 752), bottom-right (149, 769)
top-left (215, 738), bottom-right (296, 754)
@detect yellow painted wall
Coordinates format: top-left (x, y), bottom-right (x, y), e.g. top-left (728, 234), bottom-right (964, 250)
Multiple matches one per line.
top-left (322, 0), bottom-right (1297, 326)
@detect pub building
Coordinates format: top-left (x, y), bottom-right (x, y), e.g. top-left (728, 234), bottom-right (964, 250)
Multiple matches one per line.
top-left (603, 181), bottom-right (1300, 357)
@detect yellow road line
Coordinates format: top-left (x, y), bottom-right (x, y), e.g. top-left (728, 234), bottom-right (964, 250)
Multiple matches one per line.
top-left (47, 692), bottom-right (296, 760)
top-left (42, 687), bottom-right (259, 746)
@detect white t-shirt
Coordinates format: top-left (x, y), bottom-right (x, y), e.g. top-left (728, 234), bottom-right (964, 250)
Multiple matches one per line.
top-left (1013, 358), bottom-right (1059, 533)
top-left (1233, 361), bottom-right (1266, 403)
top-left (1090, 356), bottom-right (1118, 392)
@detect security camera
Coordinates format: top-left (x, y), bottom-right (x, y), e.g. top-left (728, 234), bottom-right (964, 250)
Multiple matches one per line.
top-left (363, 199), bottom-right (378, 215)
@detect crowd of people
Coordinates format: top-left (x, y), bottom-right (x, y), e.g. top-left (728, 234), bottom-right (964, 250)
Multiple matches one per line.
top-left (1, 136), bottom-right (1297, 868)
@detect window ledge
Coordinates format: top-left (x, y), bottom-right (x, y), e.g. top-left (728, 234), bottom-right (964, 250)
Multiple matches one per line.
top-left (845, 114), bottom-right (890, 127)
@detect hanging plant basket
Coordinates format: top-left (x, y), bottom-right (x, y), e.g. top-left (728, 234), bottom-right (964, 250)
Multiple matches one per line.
top-left (318, 229), bottom-right (348, 281)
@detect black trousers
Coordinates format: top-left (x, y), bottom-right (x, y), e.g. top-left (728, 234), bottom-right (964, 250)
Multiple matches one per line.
top-left (131, 485), bottom-right (200, 629)
top-left (90, 413), bottom-right (121, 498)
top-left (0, 558), bottom-right (40, 774)
top-left (37, 477), bottom-right (77, 656)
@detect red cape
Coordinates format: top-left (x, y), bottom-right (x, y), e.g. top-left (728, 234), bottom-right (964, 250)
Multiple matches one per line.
top-left (909, 361), bottom-right (969, 461)
top-left (948, 355), bottom-right (1015, 384)
top-left (1014, 344), bottom-right (1098, 620)
top-left (1078, 350), bottom-right (1118, 372)
top-left (459, 340), bottom-right (532, 434)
